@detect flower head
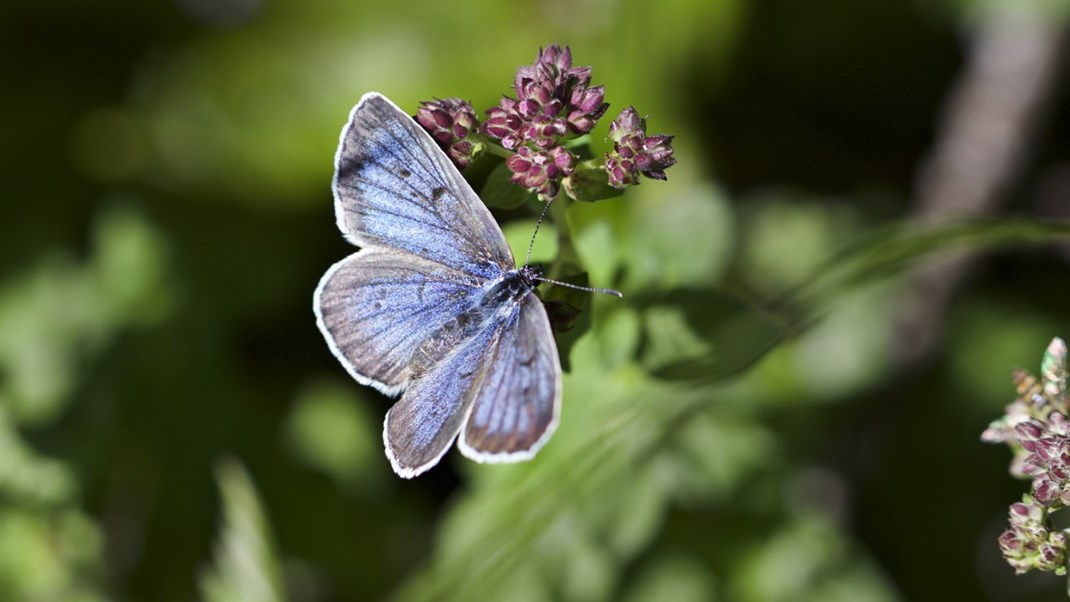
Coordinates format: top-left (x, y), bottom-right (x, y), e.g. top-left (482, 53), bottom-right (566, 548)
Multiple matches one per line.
top-left (985, 338), bottom-right (1070, 576)
top-left (604, 107), bottom-right (677, 189)
top-left (999, 495), bottom-right (1067, 575)
top-left (1014, 413), bottom-right (1070, 506)
top-left (513, 45), bottom-right (592, 102)
top-left (418, 44), bottom-right (672, 201)
top-left (984, 339), bottom-right (1070, 483)
top-left (415, 98), bottom-right (481, 169)
top-left (505, 145), bottom-right (575, 200)
top-left (482, 44), bottom-right (610, 200)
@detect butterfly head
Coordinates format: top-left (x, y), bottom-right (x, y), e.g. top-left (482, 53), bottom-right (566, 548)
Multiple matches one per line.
top-left (519, 265), bottom-right (544, 289)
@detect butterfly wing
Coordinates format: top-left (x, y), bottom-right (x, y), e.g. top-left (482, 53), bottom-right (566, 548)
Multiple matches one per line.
top-left (382, 320), bottom-right (501, 477)
top-left (314, 249), bottom-right (482, 396)
top-left (332, 92), bottom-right (514, 274)
top-left (459, 292), bottom-right (562, 463)
top-left (316, 92), bottom-right (515, 395)
top-left (384, 292), bottom-right (561, 477)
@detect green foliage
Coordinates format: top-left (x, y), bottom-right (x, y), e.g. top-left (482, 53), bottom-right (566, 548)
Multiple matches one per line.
top-left (386, 201), bottom-right (1070, 600)
top-left (284, 380), bottom-right (385, 492)
top-left (565, 161), bottom-right (626, 203)
top-left (731, 513), bottom-right (896, 602)
top-left (199, 459), bottom-right (286, 602)
top-left (482, 161), bottom-right (537, 209)
top-left (0, 204), bottom-right (170, 601)
top-left (0, 204), bottom-right (171, 425)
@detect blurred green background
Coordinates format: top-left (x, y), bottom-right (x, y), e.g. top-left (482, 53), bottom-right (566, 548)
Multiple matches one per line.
top-left (3, 0), bottom-right (1070, 600)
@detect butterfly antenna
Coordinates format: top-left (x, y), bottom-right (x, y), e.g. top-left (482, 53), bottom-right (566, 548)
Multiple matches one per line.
top-left (524, 199), bottom-right (555, 268)
top-left (534, 275), bottom-right (623, 298)
top-left (524, 199), bottom-right (622, 298)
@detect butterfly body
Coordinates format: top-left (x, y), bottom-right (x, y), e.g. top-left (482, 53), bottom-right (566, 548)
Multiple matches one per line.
top-left (314, 93), bottom-right (561, 478)
top-left (409, 267), bottom-right (535, 376)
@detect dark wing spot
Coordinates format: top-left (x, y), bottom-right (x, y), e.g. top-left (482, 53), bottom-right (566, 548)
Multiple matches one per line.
top-left (431, 187), bottom-right (446, 201)
top-left (398, 167), bottom-right (412, 178)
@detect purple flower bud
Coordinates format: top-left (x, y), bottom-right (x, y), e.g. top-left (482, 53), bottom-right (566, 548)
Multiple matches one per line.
top-left (999, 529), bottom-right (1023, 555)
top-left (1037, 538), bottom-right (1066, 571)
top-left (605, 153), bottom-right (639, 189)
top-left (415, 98), bottom-right (481, 169)
top-left (1011, 452), bottom-right (1041, 477)
top-left (1010, 496), bottom-right (1047, 525)
top-left (570, 85), bottom-right (604, 114)
top-left (608, 107), bottom-right (643, 143)
top-left (539, 44), bottom-right (572, 75)
top-left (483, 99), bottom-right (525, 150)
top-left (1032, 474), bottom-right (1059, 506)
top-left (521, 115), bottom-right (568, 149)
top-left (1050, 411), bottom-right (1070, 435)
top-left (566, 65), bottom-right (592, 89)
top-left (564, 85), bottom-right (608, 134)
top-left (505, 145), bottom-right (575, 200)
top-left (604, 107), bottom-right (676, 189)
top-left (516, 81), bottom-right (557, 115)
top-left (1043, 337), bottom-right (1068, 401)
top-left (522, 45), bottom-right (592, 92)
top-left (448, 140), bottom-right (476, 170)
top-left (1016, 420), bottom-right (1045, 441)
top-left (416, 98), bottom-right (476, 144)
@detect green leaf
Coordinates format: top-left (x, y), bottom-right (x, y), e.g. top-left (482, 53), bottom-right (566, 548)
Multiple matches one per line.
top-left (481, 161), bottom-right (534, 209)
top-left (786, 218), bottom-right (1070, 316)
top-left (564, 164), bottom-right (624, 203)
top-left (540, 272), bottom-right (594, 373)
top-left (636, 287), bottom-right (787, 385)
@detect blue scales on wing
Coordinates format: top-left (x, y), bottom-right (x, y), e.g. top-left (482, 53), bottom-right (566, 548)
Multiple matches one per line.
top-left (459, 293), bottom-right (561, 462)
top-left (384, 290), bottom-right (560, 476)
top-left (314, 250), bottom-right (482, 396)
top-left (331, 93), bottom-right (513, 275)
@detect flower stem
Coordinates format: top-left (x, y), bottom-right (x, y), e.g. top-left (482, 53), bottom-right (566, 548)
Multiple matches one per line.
top-left (477, 137), bottom-right (513, 160)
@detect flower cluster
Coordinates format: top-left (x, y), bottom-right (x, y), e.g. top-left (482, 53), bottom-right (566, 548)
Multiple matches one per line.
top-left (484, 45), bottom-right (607, 151)
top-left (413, 44), bottom-right (675, 202)
top-left (983, 337), bottom-right (1070, 575)
top-left (605, 107), bottom-right (677, 189)
top-left (998, 495), bottom-right (1067, 575)
top-left (415, 98), bottom-right (481, 169)
top-left (483, 45), bottom-right (607, 199)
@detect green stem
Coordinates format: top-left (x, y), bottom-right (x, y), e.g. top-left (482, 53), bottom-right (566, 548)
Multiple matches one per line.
top-left (474, 135), bottom-right (513, 160)
top-left (548, 197), bottom-right (580, 276)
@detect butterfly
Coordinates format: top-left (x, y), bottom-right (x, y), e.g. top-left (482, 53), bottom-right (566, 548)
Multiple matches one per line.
top-left (314, 92), bottom-right (568, 478)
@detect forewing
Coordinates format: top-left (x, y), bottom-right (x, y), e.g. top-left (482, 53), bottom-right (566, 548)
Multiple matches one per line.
top-left (459, 293), bottom-right (562, 463)
top-left (314, 249), bottom-right (481, 396)
top-left (383, 323), bottom-right (501, 478)
top-left (333, 92), bottom-right (513, 274)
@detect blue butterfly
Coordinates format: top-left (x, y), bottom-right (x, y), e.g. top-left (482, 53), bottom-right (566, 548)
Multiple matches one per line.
top-left (314, 93), bottom-right (565, 478)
